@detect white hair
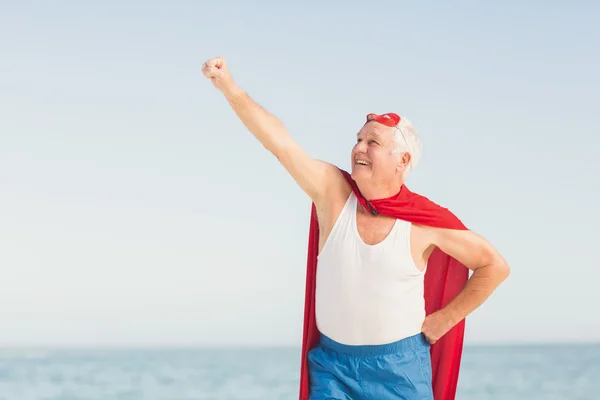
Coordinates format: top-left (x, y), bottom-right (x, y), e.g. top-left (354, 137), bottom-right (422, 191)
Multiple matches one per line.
top-left (392, 116), bottom-right (422, 177)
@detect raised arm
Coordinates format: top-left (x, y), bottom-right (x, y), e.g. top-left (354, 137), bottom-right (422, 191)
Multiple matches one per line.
top-left (202, 57), bottom-right (344, 204)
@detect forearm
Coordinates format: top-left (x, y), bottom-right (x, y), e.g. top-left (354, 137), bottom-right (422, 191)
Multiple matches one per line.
top-left (222, 86), bottom-right (294, 156)
top-left (441, 261), bottom-right (509, 326)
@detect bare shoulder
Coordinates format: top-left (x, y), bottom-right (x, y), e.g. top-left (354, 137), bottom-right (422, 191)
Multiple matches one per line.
top-left (321, 162), bottom-right (352, 203)
top-left (312, 165), bottom-right (352, 251)
top-left (313, 163), bottom-right (352, 219)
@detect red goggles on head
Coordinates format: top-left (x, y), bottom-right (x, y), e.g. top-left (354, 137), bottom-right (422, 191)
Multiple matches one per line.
top-left (365, 112), bottom-right (410, 151)
top-left (366, 113), bottom-right (401, 127)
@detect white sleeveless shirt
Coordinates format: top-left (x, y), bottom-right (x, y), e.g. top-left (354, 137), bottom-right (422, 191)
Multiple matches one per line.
top-left (315, 192), bottom-right (426, 345)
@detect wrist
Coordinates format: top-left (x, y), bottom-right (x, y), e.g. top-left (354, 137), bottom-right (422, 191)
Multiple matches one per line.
top-left (439, 306), bottom-right (462, 328)
top-left (222, 83), bottom-right (244, 100)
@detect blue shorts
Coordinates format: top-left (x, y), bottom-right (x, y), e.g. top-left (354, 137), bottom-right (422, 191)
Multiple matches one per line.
top-left (307, 333), bottom-right (434, 400)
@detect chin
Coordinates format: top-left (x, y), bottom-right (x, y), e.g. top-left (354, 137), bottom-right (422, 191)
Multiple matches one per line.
top-left (351, 167), bottom-right (370, 181)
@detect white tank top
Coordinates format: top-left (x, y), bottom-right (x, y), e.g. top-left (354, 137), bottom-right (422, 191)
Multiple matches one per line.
top-left (315, 192), bottom-right (426, 345)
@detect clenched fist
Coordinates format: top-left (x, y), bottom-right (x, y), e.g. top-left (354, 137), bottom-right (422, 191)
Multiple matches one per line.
top-left (202, 57), bottom-right (238, 95)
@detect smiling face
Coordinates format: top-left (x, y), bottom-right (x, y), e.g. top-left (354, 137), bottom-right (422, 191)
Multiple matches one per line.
top-left (350, 121), bottom-right (411, 196)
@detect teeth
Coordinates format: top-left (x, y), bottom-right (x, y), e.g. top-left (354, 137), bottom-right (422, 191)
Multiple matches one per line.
top-left (356, 160), bottom-right (369, 165)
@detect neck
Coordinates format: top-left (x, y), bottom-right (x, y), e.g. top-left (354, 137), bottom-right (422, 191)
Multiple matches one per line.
top-left (355, 179), bottom-right (404, 201)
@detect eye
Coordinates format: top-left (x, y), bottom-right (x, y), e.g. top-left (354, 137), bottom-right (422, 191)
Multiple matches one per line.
top-left (369, 140), bottom-right (379, 145)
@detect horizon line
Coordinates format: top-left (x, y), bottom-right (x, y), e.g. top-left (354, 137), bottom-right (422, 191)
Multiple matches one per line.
top-left (1, 340), bottom-right (599, 351)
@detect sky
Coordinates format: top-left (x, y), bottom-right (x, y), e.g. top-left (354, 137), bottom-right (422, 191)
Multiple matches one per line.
top-left (0, 1), bottom-right (598, 348)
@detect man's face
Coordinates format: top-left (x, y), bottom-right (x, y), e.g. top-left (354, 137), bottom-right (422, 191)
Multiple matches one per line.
top-left (351, 122), bottom-right (403, 185)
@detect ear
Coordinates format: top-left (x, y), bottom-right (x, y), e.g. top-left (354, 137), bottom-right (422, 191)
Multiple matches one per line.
top-left (396, 152), bottom-right (412, 171)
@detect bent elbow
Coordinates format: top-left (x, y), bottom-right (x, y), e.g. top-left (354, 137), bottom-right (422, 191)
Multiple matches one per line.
top-left (495, 258), bottom-right (510, 282)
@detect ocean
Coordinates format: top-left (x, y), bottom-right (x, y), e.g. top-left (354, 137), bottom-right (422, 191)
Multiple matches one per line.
top-left (0, 344), bottom-right (598, 399)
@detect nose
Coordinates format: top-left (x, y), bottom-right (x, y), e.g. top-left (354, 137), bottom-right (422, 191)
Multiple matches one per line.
top-left (354, 140), bottom-right (368, 153)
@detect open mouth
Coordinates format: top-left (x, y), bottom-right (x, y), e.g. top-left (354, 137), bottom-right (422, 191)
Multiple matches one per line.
top-left (355, 160), bottom-right (370, 166)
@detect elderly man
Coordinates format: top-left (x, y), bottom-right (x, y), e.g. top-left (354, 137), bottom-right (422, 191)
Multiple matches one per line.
top-left (202, 57), bottom-right (510, 400)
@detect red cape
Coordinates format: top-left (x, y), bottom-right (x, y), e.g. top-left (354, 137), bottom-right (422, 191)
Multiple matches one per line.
top-left (299, 169), bottom-right (469, 400)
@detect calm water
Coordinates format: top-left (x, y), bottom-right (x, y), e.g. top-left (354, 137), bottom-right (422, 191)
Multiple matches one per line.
top-left (0, 344), bottom-right (598, 399)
